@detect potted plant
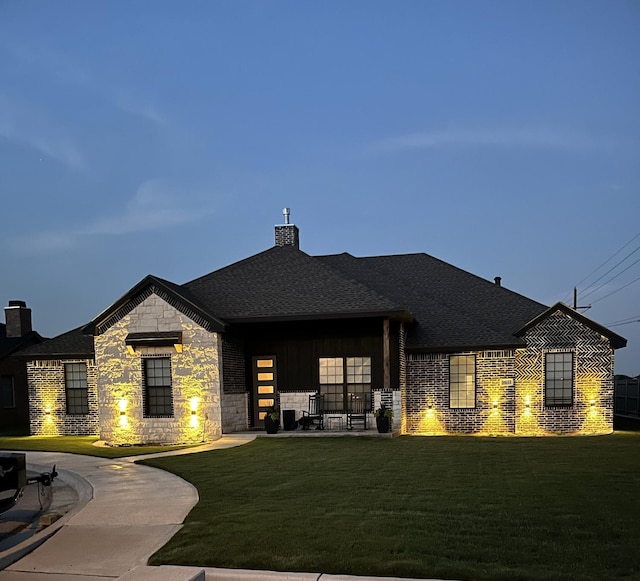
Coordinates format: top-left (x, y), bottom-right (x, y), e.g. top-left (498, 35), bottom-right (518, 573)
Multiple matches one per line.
top-left (374, 404), bottom-right (393, 434)
top-left (264, 406), bottom-right (280, 434)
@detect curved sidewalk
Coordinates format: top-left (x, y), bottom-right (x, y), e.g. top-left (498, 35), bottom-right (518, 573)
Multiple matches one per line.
top-left (1, 434), bottom-right (448, 581)
top-left (0, 435), bottom-right (256, 580)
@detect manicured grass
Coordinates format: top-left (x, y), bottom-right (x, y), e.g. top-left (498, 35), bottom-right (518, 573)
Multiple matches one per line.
top-left (144, 434), bottom-right (640, 581)
top-left (0, 435), bottom-right (195, 458)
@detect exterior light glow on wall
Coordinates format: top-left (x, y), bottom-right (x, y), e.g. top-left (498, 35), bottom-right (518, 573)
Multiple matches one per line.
top-left (118, 399), bottom-right (127, 416)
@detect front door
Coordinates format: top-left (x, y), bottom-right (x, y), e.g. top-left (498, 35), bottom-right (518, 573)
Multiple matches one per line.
top-left (252, 356), bottom-right (278, 425)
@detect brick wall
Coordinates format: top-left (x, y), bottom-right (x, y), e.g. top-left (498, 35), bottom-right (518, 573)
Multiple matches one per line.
top-left (404, 351), bottom-right (515, 435)
top-left (221, 331), bottom-right (246, 393)
top-left (403, 311), bottom-right (614, 436)
top-left (28, 359), bottom-right (99, 435)
top-left (515, 310), bottom-right (614, 435)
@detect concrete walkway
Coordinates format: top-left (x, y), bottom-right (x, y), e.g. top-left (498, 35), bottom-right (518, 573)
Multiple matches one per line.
top-left (0, 435), bottom-right (448, 581)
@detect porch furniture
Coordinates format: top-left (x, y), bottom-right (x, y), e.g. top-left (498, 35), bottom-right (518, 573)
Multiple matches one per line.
top-left (346, 394), bottom-right (368, 430)
top-left (301, 393), bottom-right (325, 430)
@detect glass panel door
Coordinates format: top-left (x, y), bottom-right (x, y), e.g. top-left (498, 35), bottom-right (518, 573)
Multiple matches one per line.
top-left (252, 356), bottom-right (277, 425)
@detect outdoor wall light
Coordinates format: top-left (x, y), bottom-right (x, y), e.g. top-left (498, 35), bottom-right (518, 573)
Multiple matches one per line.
top-left (590, 399), bottom-right (596, 408)
top-left (45, 408), bottom-right (51, 415)
top-left (118, 399), bottom-right (127, 416)
top-left (189, 396), bottom-right (199, 415)
top-left (524, 396), bottom-right (531, 409)
top-left (492, 400), bottom-right (499, 409)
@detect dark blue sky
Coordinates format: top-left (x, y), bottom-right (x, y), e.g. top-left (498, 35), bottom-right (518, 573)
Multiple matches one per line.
top-left (1, 0), bottom-right (639, 373)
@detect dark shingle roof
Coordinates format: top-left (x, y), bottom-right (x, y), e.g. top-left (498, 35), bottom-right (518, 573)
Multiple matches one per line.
top-left (0, 323), bottom-right (46, 360)
top-left (317, 252), bottom-right (548, 350)
top-left (18, 327), bottom-right (95, 359)
top-left (26, 242), bottom-right (626, 358)
top-left (184, 246), bottom-right (409, 322)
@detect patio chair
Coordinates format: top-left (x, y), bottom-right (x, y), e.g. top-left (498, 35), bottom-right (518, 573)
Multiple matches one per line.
top-left (300, 392), bottom-right (325, 430)
top-left (346, 394), bottom-right (368, 430)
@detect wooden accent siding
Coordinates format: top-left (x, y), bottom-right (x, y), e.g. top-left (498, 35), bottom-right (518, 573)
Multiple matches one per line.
top-left (238, 318), bottom-right (398, 391)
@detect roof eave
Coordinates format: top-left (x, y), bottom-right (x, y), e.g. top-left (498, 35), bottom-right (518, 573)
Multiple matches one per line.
top-left (83, 275), bottom-right (227, 335)
top-left (514, 302), bottom-right (627, 350)
top-left (405, 340), bottom-right (526, 354)
top-left (228, 309), bottom-right (414, 325)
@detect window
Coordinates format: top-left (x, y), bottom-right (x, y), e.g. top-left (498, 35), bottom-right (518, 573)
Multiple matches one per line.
top-left (545, 352), bottom-right (573, 406)
top-left (319, 356), bottom-right (372, 412)
top-left (449, 355), bottom-right (476, 408)
top-left (65, 363), bottom-right (89, 415)
top-left (143, 357), bottom-right (173, 417)
top-left (1, 376), bottom-right (15, 408)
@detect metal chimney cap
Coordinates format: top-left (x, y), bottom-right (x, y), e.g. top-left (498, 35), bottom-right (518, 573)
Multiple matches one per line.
top-left (282, 208), bottom-right (290, 224)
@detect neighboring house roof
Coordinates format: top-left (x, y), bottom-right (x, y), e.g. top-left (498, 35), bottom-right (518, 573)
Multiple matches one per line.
top-left (183, 246), bottom-right (411, 323)
top-left (18, 327), bottom-right (95, 359)
top-left (514, 302), bottom-right (627, 350)
top-left (0, 323), bottom-right (46, 361)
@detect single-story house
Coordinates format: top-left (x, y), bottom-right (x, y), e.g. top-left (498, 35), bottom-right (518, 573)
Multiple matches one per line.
top-left (21, 216), bottom-right (626, 443)
top-left (0, 301), bottom-right (45, 435)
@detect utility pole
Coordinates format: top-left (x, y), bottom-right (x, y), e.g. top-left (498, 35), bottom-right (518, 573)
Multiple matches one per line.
top-left (573, 287), bottom-right (591, 311)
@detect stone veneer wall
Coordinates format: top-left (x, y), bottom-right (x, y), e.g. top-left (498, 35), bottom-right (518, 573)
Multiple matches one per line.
top-left (28, 359), bottom-right (99, 435)
top-left (279, 390), bottom-right (315, 423)
top-left (515, 310), bottom-right (614, 435)
top-left (404, 351), bottom-right (516, 435)
top-left (95, 293), bottom-right (222, 445)
top-left (221, 392), bottom-right (249, 432)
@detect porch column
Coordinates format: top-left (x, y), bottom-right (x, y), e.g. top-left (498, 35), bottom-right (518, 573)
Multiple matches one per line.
top-left (383, 319), bottom-right (390, 389)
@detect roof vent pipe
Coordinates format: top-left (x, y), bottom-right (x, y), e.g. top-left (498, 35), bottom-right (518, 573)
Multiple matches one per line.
top-left (283, 207), bottom-right (290, 225)
top-left (494, 276), bottom-right (502, 287)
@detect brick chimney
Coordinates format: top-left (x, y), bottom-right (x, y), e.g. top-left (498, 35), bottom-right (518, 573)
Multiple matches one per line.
top-left (274, 207), bottom-right (299, 249)
top-left (4, 300), bottom-right (33, 338)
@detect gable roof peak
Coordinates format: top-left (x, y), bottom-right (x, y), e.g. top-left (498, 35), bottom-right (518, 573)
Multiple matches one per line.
top-left (515, 301), bottom-right (627, 349)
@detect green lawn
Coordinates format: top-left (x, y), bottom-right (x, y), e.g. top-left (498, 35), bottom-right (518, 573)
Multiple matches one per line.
top-left (0, 435), bottom-right (195, 458)
top-left (143, 433), bottom-right (640, 581)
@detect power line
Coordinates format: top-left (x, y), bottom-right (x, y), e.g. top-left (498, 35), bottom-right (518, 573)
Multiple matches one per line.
top-left (608, 319), bottom-right (640, 328)
top-left (580, 255), bottom-right (640, 302)
top-left (562, 231), bottom-right (640, 304)
top-left (575, 231), bottom-right (640, 291)
top-left (591, 273), bottom-right (640, 305)
top-left (606, 314), bottom-right (640, 325)
top-left (579, 245), bottom-right (640, 298)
